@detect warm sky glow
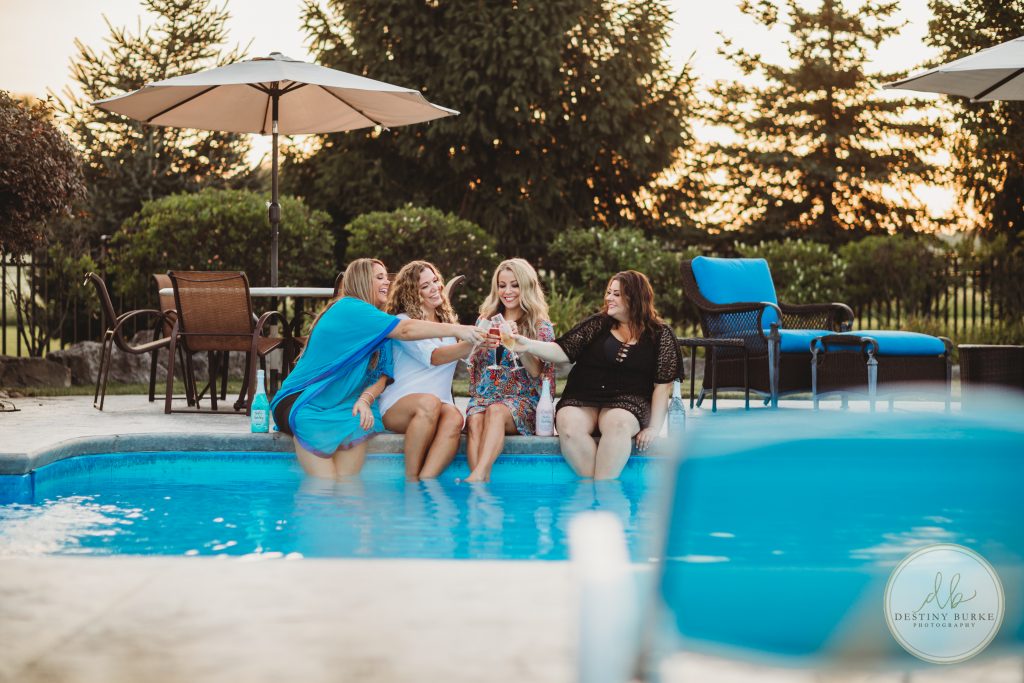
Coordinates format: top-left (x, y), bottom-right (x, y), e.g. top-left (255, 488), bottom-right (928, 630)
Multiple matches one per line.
top-left (0, 0), bottom-right (950, 215)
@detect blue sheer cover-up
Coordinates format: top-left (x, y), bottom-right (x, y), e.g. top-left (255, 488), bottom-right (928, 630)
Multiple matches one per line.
top-left (271, 297), bottom-right (399, 456)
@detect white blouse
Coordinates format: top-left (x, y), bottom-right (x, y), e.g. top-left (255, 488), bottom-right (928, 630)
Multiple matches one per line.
top-left (378, 314), bottom-right (459, 416)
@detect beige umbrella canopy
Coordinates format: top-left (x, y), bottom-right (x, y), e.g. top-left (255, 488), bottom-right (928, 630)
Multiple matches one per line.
top-left (884, 36), bottom-right (1024, 101)
top-left (94, 52), bottom-right (458, 285)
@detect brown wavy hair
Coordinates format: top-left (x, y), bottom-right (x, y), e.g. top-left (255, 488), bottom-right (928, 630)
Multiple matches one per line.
top-left (385, 260), bottom-right (458, 324)
top-left (603, 270), bottom-right (664, 341)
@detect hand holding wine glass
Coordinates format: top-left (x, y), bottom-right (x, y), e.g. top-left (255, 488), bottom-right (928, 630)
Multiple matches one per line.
top-left (487, 314), bottom-right (505, 370)
top-left (499, 319), bottom-right (525, 371)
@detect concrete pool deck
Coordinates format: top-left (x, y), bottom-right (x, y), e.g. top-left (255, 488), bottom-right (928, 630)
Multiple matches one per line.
top-left (3, 394), bottom-right (1018, 683)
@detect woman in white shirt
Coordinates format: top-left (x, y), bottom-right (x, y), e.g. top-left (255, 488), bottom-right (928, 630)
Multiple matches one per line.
top-left (380, 261), bottom-right (473, 479)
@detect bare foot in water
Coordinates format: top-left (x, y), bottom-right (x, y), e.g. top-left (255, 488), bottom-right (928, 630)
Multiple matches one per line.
top-left (464, 470), bottom-right (490, 483)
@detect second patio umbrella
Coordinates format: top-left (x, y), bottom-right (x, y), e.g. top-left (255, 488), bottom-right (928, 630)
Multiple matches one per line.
top-left (94, 52), bottom-right (458, 285)
top-left (883, 35), bottom-right (1024, 101)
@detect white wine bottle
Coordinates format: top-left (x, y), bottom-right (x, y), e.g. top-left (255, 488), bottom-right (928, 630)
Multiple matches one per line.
top-left (536, 378), bottom-right (555, 436)
top-left (667, 379), bottom-right (686, 436)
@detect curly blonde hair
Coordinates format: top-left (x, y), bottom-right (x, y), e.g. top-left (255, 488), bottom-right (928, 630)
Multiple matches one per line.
top-left (385, 260), bottom-right (458, 324)
top-left (478, 258), bottom-right (550, 339)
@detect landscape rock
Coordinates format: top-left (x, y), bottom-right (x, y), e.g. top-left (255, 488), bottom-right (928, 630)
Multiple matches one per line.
top-left (47, 333), bottom-right (252, 386)
top-left (0, 355), bottom-right (71, 388)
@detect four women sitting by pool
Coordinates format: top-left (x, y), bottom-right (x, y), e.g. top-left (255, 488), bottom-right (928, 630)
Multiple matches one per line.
top-left (272, 258), bottom-right (680, 482)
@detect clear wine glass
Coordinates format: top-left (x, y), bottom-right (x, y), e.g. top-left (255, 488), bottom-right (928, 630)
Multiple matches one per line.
top-left (487, 314), bottom-right (505, 370)
top-left (499, 319), bottom-right (525, 372)
top-left (462, 317), bottom-right (494, 367)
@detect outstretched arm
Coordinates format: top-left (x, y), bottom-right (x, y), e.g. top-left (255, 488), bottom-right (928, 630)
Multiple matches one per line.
top-left (514, 335), bottom-right (571, 365)
top-left (389, 319), bottom-right (483, 345)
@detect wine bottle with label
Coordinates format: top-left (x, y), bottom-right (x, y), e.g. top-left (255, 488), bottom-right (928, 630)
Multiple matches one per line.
top-left (536, 378), bottom-right (555, 436)
top-left (667, 379), bottom-right (686, 435)
top-left (250, 369), bottom-right (271, 433)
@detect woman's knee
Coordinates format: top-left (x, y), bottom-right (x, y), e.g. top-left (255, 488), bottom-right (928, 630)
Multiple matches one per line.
top-left (556, 412), bottom-right (590, 437)
top-left (599, 412), bottom-right (638, 437)
top-left (436, 404), bottom-right (464, 437)
top-left (412, 395), bottom-right (443, 422)
top-left (484, 403), bottom-right (510, 423)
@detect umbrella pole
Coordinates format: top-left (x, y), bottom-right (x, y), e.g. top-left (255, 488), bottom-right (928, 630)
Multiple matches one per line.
top-left (269, 92), bottom-right (280, 287)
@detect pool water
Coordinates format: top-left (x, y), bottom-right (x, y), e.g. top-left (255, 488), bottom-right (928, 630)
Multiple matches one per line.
top-left (0, 453), bottom-right (663, 560)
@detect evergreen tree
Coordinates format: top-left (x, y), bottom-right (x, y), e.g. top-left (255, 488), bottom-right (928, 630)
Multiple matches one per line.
top-left (287, 0), bottom-right (702, 262)
top-left (54, 0), bottom-right (255, 245)
top-left (707, 0), bottom-right (944, 245)
top-left (927, 0), bottom-right (1024, 245)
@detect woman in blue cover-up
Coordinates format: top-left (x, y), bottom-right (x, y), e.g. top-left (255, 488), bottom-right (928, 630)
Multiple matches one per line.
top-left (271, 259), bottom-right (484, 480)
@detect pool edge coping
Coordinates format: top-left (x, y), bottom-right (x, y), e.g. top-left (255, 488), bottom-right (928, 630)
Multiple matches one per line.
top-left (0, 433), bottom-right (596, 475)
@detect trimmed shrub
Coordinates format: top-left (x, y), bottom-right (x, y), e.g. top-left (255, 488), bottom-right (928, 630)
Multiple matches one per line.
top-left (344, 206), bottom-right (499, 321)
top-left (108, 188), bottom-right (335, 302)
top-left (548, 227), bottom-right (697, 326)
top-left (839, 234), bottom-right (949, 317)
top-left (736, 239), bottom-right (846, 303)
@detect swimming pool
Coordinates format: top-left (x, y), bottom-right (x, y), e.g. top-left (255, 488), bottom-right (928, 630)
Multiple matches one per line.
top-left (0, 453), bottom-right (663, 560)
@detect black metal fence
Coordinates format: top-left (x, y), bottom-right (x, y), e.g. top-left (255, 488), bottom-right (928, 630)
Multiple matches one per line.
top-left (0, 251), bottom-right (1012, 357)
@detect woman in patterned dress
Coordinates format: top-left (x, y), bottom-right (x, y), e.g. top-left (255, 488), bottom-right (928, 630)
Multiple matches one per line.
top-left (513, 270), bottom-right (681, 480)
top-left (465, 258), bottom-right (555, 482)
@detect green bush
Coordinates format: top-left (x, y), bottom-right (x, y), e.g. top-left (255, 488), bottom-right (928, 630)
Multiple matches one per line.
top-left (958, 234), bottom-right (1024, 322)
top-left (544, 280), bottom-right (593, 336)
top-left (108, 188), bottom-right (336, 301)
top-left (548, 226), bottom-right (697, 326)
top-left (839, 234), bottom-right (949, 317)
top-left (344, 205), bottom-right (499, 321)
top-left (736, 239), bottom-right (846, 303)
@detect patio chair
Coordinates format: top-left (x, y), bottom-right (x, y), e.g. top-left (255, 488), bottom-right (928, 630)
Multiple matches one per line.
top-left (164, 270), bottom-right (292, 415)
top-left (83, 272), bottom-right (175, 411)
top-left (151, 273), bottom-right (199, 407)
top-left (570, 407), bottom-right (1024, 681)
top-left (680, 257), bottom-right (854, 406)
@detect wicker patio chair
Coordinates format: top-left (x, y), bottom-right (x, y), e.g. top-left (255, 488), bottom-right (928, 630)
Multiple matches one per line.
top-left (680, 257), bottom-right (854, 407)
top-left (151, 273), bottom-right (200, 407)
top-left (84, 272), bottom-right (175, 411)
top-left (164, 271), bottom-right (292, 415)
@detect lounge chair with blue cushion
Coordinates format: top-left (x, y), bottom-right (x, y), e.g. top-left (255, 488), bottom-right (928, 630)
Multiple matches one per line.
top-left (681, 256), bottom-right (952, 407)
top-left (569, 406), bottom-right (1024, 681)
top-left (680, 256), bottom-right (854, 406)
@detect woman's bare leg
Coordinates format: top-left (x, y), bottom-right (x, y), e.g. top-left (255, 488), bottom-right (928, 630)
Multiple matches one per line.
top-left (466, 412), bottom-right (485, 471)
top-left (295, 441), bottom-right (337, 480)
top-left (332, 440), bottom-right (369, 478)
top-left (594, 408), bottom-right (640, 480)
top-left (466, 403), bottom-right (516, 482)
top-left (419, 403), bottom-right (463, 479)
top-left (383, 394), bottom-right (442, 480)
top-left (556, 406), bottom-right (600, 478)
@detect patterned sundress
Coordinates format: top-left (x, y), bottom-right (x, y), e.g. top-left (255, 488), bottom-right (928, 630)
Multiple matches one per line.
top-left (466, 318), bottom-right (556, 435)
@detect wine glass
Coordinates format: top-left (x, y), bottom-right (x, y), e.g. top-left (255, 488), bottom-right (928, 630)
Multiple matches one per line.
top-left (461, 318), bottom-right (494, 367)
top-left (487, 314), bottom-right (505, 370)
top-left (499, 319), bottom-right (525, 372)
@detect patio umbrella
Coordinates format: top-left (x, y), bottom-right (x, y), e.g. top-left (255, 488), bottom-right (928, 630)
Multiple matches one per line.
top-left (94, 52), bottom-right (458, 285)
top-left (883, 35), bottom-right (1024, 101)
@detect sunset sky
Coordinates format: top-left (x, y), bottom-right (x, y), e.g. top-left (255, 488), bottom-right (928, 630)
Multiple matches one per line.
top-left (1, 0), bottom-right (947, 213)
top-left (1, 0), bottom-right (939, 102)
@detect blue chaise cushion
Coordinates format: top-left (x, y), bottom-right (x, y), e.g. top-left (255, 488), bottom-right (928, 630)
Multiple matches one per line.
top-left (691, 257), bottom-right (780, 327)
top-left (776, 329), bottom-right (948, 355)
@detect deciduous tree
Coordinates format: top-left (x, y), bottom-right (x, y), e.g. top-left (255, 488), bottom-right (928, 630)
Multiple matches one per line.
top-left (287, 0), bottom-right (701, 262)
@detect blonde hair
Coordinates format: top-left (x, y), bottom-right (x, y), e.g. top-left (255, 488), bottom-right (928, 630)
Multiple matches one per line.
top-left (478, 258), bottom-right (550, 339)
top-left (340, 258), bottom-right (386, 306)
top-left (386, 260), bottom-right (458, 324)
top-left (295, 258), bottom-right (387, 363)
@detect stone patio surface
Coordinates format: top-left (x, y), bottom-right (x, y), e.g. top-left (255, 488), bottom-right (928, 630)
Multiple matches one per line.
top-left (2, 394), bottom-right (1018, 683)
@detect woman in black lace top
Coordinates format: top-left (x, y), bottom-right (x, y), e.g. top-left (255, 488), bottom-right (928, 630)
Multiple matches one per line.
top-left (514, 270), bottom-right (681, 479)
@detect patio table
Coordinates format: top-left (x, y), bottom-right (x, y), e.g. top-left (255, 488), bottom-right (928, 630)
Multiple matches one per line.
top-left (677, 337), bottom-right (749, 412)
